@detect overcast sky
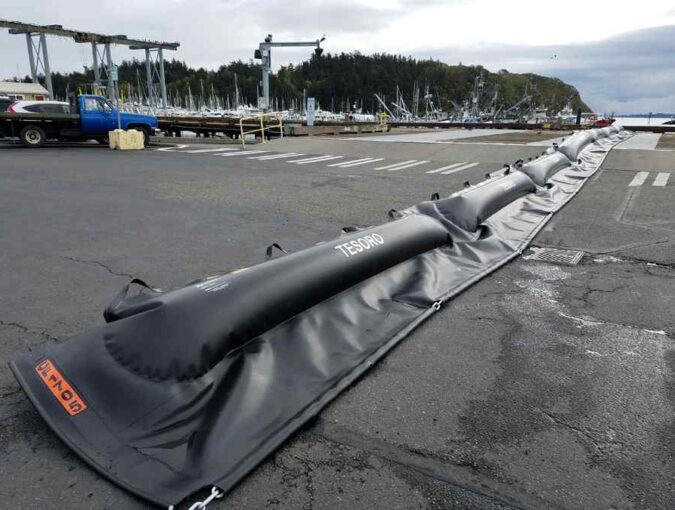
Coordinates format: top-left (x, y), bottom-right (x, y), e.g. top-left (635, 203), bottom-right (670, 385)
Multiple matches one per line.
top-left (1, 0), bottom-right (674, 113)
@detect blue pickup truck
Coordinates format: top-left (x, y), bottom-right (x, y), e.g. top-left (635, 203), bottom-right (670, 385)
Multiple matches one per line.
top-left (0, 94), bottom-right (158, 147)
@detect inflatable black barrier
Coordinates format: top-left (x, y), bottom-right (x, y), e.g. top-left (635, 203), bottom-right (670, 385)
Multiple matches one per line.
top-left (598, 126), bottom-right (613, 138)
top-left (557, 130), bottom-right (597, 160)
top-left (519, 151), bottom-right (572, 187)
top-left (103, 215), bottom-right (451, 381)
top-left (9, 127), bottom-right (630, 507)
top-left (425, 171), bottom-right (536, 232)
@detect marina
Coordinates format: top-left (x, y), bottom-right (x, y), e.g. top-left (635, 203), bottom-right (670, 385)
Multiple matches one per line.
top-left (0, 4), bottom-right (674, 510)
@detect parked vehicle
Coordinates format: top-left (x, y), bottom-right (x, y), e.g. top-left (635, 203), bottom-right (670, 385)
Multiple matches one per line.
top-left (6, 100), bottom-right (70, 114)
top-left (0, 94), bottom-right (158, 147)
top-left (0, 96), bottom-right (13, 112)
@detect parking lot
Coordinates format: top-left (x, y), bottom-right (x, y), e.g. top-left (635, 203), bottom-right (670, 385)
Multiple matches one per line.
top-left (0, 130), bottom-right (673, 509)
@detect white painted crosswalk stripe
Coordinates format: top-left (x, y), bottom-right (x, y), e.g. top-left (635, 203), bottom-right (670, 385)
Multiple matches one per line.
top-left (328, 158), bottom-right (383, 168)
top-left (441, 162), bottom-right (480, 175)
top-left (387, 160), bottom-right (429, 172)
top-left (290, 155), bottom-right (344, 164)
top-left (182, 147), bottom-right (237, 153)
top-left (374, 160), bottom-right (416, 170)
top-left (653, 172), bottom-right (670, 186)
top-left (327, 157), bottom-right (372, 167)
top-left (161, 148), bottom-right (496, 181)
top-left (426, 162), bottom-right (466, 174)
top-left (155, 144), bottom-right (189, 151)
top-left (250, 153), bottom-right (303, 160)
top-left (338, 158), bottom-right (384, 168)
top-left (215, 150), bottom-right (267, 157)
top-left (629, 171), bottom-right (650, 187)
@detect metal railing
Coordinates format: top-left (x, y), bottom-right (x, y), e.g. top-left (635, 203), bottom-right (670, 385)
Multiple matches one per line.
top-left (239, 112), bottom-right (284, 148)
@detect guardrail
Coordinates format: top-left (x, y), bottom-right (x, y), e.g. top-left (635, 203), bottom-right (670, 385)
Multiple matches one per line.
top-left (239, 112), bottom-right (283, 147)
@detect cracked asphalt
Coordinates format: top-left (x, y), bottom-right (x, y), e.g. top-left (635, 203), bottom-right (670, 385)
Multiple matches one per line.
top-left (0, 134), bottom-right (673, 509)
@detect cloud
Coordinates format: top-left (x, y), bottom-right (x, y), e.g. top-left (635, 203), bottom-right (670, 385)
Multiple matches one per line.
top-left (416, 25), bottom-right (675, 113)
top-left (256, 0), bottom-right (399, 36)
top-left (0, 1), bottom-right (673, 112)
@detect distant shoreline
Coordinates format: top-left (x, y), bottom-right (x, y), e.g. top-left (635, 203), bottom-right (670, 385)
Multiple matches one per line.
top-left (616, 113), bottom-right (675, 118)
top-left (615, 116), bottom-right (672, 126)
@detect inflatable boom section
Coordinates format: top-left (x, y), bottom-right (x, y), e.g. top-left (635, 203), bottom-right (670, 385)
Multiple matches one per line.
top-left (9, 127), bottom-right (630, 507)
top-left (104, 214), bottom-right (451, 381)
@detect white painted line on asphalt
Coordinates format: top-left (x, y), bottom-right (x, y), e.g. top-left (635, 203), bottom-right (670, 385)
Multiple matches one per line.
top-left (327, 157), bottom-right (372, 167)
top-left (615, 133), bottom-right (661, 150)
top-left (156, 144), bottom-right (189, 151)
top-left (374, 160), bottom-right (416, 170)
top-left (653, 172), bottom-right (670, 186)
top-left (290, 155), bottom-right (344, 164)
top-left (426, 162), bottom-right (466, 174)
top-left (387, 160), bottom-right (429, 172)
top-left (328, 158), bottom-right (381, 168)
top-left (216, 150), bottom-right (267, 157)
top-left (287, 155), bottom-right (334, 163)
top-left (250, 153), bottom-right (302, 160)
top-left (527, 136), bottom-right (566, 146)
top-left (446, 141), bottom-right (528, 147)
top-left (628, 171), bottom-right (650, 187)
top-left (441, 162), bottom-right (480, 175)
top-left (337, 158), bottom-right (384, 168)
top-left (182, 147), bottom-right (237, 153)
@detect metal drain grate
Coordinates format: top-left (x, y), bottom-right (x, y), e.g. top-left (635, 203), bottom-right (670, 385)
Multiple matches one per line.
top-left (524, 247), bottom-right (585, 266)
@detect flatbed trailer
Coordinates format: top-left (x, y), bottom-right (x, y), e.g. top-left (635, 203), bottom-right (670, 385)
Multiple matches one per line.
top-left (0, 112), bottom-right (86, 143)
top-left (0, 95), bottom-right (157, 147)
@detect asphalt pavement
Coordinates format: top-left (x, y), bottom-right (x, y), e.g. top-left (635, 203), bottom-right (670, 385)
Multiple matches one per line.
top-left (0, 130), bottom-right (673, 509)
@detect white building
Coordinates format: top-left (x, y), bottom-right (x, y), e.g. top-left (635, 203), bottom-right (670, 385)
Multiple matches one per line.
top-left (0, 81), bottom-right (50, 101)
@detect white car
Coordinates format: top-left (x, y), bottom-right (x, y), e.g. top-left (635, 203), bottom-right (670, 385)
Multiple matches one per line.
top-left (6, 100), bottom-right (70, 114)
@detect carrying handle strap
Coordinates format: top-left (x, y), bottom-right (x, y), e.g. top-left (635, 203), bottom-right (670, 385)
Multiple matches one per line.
top-left (109, 278), bottom-right (162, 305)
top-left (341, 224), bottom-right (370, 234)
top-left (388, 208), bottom-right (402, 220)
top-left (104, 278), bottom-right (162, 321)
top-left (265, 243), bottom-right (288, 260)
top-left (430, 192), bottom-right (440, 201)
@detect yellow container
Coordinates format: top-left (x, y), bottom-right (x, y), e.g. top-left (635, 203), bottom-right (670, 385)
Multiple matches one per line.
top-left (109, 129), bottom-right (144, 150)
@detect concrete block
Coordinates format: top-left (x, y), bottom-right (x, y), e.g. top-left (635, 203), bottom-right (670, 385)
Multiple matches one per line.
top-left (109, 129), bottom-right (144, 150)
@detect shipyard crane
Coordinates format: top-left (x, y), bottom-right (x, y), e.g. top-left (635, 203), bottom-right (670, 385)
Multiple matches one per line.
top-left (0, 19), bottom-right (178, 108)
top-left (254, 34), bottom-right (325, 111)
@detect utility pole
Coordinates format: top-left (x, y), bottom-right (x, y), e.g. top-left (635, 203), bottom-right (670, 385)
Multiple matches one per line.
top-left (254, 34), bottom-right (325, 111)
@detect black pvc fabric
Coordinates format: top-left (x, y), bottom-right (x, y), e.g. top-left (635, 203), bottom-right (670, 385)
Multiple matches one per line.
top-left (105, 214), bottom-right (451, 382)
top-left (9, 128), bottom-right (630, 507)
top-left (428, 171), bottom-right (536, 232)
top-left (558, 130), bottom-right (596, 160)
top-left (519, 152), bottom-right (571, 186)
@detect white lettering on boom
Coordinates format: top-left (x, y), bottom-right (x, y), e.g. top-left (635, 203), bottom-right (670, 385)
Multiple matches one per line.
top-left (334, 233), bottom-right (384, 258)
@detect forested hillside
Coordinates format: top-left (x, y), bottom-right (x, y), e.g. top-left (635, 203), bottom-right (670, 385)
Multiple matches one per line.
top-left (40, 52), bottom-right (589, 114)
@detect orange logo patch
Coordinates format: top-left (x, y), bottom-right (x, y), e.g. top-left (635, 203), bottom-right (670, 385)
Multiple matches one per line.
top-left (35, 359), bottom-right (87, 416)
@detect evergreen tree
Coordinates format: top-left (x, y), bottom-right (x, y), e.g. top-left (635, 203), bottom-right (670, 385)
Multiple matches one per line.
top-left (44, 53), bottom-right (589, 114)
